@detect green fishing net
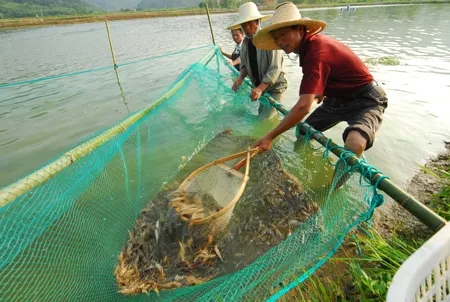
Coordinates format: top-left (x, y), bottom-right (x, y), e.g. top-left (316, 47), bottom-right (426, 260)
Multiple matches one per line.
top-left (0, 45), bottom-right (382, 301)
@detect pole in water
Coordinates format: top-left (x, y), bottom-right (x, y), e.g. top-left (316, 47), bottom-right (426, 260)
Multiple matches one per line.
top-left (104, 20), bottom-right (130, 114)
top-left (105, 20), bottom-right (119, 68)
top-left (205, 4), bottom-right (216, 45)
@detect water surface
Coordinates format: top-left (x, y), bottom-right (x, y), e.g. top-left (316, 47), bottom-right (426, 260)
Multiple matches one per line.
top-left (1, 3), bottom-right (449, 191)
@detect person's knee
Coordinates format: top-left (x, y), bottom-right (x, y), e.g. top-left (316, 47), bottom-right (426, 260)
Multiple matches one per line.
top-left (344, 130), bottom-right (367, 157)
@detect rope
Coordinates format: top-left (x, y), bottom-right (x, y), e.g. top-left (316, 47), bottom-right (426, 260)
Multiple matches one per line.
top-left (0, 44), bottom-right (212, 89)
top-left (294, 118), bottom-right (389, 219)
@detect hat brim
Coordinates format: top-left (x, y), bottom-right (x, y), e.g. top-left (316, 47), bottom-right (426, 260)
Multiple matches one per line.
top-left (253, 19), bottom-right (327, 50)
top-left (226, 14), bottom-right (273, 30)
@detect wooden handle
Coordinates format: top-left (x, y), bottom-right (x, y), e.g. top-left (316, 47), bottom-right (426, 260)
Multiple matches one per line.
top-left (233, 147), bottom-right (260, 171)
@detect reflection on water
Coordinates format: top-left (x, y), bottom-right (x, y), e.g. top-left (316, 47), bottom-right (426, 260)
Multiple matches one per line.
top-left (0, 4), bottom-right (450, 190)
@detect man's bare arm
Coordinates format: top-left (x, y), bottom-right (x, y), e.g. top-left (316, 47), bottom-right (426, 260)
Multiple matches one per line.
top-left (266, 94), bottom-right (317, 140)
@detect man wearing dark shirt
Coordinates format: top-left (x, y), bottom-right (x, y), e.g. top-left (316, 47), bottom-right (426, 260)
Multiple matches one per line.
top-left (253, 2), bottom-right (388, 163)
top-left (220, 28), bottom-right (244, 71)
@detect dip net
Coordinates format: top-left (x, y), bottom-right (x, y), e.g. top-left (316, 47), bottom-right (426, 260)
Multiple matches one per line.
top-left (170, 148), bottom-right (258, 246)
top-left (0, 45), bottom-right (385, 301)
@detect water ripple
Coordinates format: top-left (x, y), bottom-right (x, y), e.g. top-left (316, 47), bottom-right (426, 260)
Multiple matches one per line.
top-left (29, 112), bottom-right (48, 119)
top-left (0, 3), bottom-right (449, 188)
top-left (0, 138), bottom-right (19, 147)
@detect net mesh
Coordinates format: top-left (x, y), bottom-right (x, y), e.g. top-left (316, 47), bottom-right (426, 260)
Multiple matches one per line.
top-left (184, 164), bottom-right (245, 208)
top-left (173, 156), bottom-right (249, 246)
top-left (0, 45), bottom-right (385, 301)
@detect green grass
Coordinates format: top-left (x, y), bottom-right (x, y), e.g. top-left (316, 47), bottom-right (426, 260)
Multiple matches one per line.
top-left (284, 159), bottom-right (450, 301)
top-left (284, 226), bottom-right (423, 301)
top-left (364, 56), bottom-right (401, 66)
top-left (422, 164), bottom-right (450, 221)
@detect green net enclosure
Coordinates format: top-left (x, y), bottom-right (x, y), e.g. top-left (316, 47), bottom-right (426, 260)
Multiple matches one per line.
top-left (0, 45), bottom-right (384, 301)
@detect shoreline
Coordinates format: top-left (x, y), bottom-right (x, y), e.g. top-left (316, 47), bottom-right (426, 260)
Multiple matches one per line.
top-left (1, 1), bottom-right (449, 30)
top-left (373, 141), bottom-right (450, 240)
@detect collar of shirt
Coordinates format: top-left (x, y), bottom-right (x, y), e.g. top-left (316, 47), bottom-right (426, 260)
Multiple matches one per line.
top-left (299, 34), bottom-right (313, 67)
top-left (235, 40), bottom-right (243, 51)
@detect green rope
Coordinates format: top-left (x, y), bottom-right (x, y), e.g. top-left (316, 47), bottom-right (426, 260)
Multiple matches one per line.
top-left (116, 44), bottom-right (211, 68)
top-left (0, 44), bottom-right (212, 89)
top-left (0, 65), bottom-right (113, 88)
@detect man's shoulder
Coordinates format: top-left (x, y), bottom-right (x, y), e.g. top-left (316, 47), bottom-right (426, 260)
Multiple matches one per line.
top-left (308, 33), bottom-right (343, 48)
top-left (304, 33), bottom-right (350, 61)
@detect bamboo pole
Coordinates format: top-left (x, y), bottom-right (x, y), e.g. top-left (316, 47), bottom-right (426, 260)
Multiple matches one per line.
top-left (105, 20), bottom-right (118, 68)
top-left (0, 46), bottom-right (217, 207)
top-left (105, 20), bottom-right (130, 114)
top-left (262, 93), bottom-right (446, 233)
top-left (205, 4), bottom-right (216, 45)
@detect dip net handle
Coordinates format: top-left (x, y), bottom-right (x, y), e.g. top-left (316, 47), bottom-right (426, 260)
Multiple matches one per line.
top-left (233, 147), bottom-right (260, 171)
top-left (178, 147), bottom-right (259, 190)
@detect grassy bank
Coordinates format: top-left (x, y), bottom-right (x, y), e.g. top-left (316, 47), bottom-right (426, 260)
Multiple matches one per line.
top-left (0, 8), bottom-right (235, 29)
top-left (285, 142), bottom-right (450, 301)
top-left (284, 227), bottom-right (422, 301)
top-left (1, 0), bottom-right (449, 29)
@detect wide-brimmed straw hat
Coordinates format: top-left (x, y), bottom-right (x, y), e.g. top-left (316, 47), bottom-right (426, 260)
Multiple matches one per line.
top-left (253, 2), bottom-right (326, 50)
top-left (226, 2), bottom-right (272, 30)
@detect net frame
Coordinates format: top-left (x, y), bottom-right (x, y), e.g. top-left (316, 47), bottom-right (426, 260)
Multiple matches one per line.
top-left (171, 148), bottom-right (259, 244)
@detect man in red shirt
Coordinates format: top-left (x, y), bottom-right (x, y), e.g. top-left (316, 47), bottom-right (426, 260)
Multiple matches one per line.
top-left (252, 2), bottom-right (387, 170)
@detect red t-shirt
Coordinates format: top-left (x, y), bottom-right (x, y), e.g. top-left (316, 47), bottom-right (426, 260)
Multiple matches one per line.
top-left (299, 34), bottom-right (373, 98)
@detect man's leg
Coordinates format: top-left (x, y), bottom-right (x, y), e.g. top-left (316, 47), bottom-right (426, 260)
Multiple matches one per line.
top-left (331, 130), bottom-right (367, 191)
top-left (332, 97), bottom-right (387, 190)
top-left (297, 104), bottom-right (343, 137)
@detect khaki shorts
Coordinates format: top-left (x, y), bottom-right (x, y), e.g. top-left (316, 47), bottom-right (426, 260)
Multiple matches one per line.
top-left (298, 83), bottom-right (388, 150)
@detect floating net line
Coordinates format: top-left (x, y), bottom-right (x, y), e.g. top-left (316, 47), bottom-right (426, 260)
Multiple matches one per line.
top-left (0, 44), bottom-right (212, 88)
top-left (0, 44), bottom-right (437, 301)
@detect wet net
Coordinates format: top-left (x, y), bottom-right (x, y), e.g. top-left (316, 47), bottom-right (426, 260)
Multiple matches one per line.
top-left (0, 44), bottom-right (387, 301)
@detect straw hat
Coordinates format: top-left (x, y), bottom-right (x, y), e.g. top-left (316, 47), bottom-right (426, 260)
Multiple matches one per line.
top-left (253, 2), bottom-right (327, 50)
top-left (226, 2), bottom-right (272, 30)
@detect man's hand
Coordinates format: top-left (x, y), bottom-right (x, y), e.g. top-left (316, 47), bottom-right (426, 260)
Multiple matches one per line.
top-left (250, 86), bottom-right (263, 101)
top-left (250, 83), bottom-right (269, 101)
top-left (254, 134), bottom-right (274, 153)
top-left (232, 78), bottom-right (243, 92)
top-left (253, 94), bottom-right (316, 154)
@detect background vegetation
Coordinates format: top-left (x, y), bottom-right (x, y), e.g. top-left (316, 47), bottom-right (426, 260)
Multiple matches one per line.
top-left (1, 0), bottom-right (449, 19)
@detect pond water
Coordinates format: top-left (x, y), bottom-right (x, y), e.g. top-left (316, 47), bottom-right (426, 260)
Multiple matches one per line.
top-left (1, 3), bottom-right (449, 193)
